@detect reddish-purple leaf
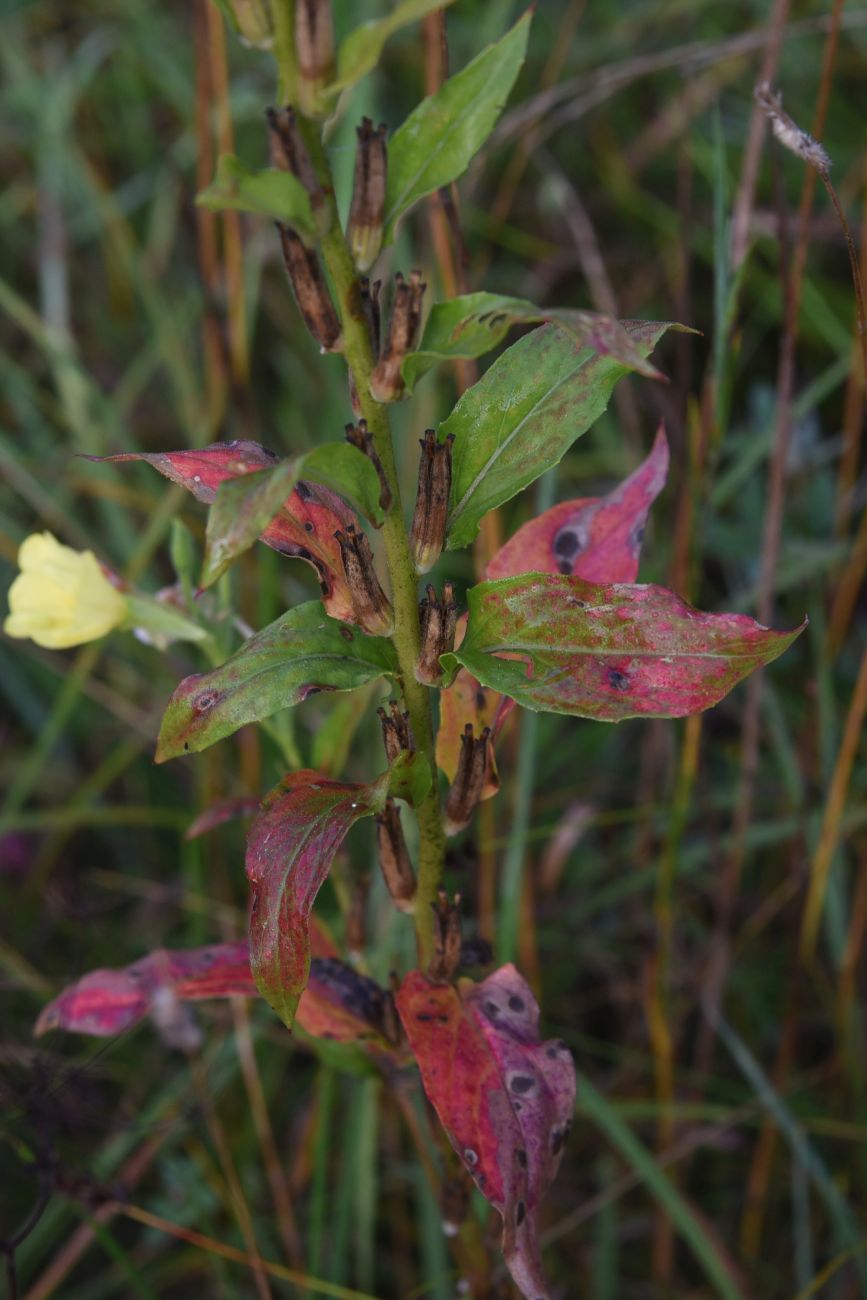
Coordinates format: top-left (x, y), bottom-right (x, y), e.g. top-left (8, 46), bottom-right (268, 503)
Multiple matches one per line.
top-left (246, 755), bottom-right (431, 1029)
top-left (486, 424), bottom-right (669, 584)
top-left (438, 433), bottom-right (670, 787)
top-left (95, 443), bottom-right (358, 623)
top-left (442, 575), bottom-right (805, 721)
top-left (396, 966), bottom-right (576, 1300)
top-left (35, 934), bottom-right (399, 1052)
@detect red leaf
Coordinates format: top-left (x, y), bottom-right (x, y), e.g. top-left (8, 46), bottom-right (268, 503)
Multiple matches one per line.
top-left (35, 936), bottom-right (398, 1052)
top-left (486, 424), bottom-right (669, 583)
top-left (438, 432), bottom-right (670, 788)
top-left (246, 771), bottom-right (380, 1030)
top-left (95, 443), bottom-right (358, 622)
top-left (396, 966), bottom-right (576, 1299)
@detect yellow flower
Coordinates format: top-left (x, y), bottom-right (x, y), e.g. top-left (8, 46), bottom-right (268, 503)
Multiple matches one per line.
top-left (4, 532), bottom-right (128, 649)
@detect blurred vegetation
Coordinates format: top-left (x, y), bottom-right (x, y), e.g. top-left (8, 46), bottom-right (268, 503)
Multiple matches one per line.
top-left (2, 0), bottom-right (867, 1297)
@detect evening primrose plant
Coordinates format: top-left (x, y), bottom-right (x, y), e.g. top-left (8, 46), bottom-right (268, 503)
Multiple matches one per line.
top-left (27, 3), bottom-right (804, 1295)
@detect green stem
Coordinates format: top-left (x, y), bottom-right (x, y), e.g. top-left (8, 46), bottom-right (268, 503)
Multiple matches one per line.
top-left (301, 122), bottom-right (446, 966)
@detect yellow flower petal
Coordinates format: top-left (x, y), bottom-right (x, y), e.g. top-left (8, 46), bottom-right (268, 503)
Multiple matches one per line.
top-left (4, 532), bottom-right (128, 649)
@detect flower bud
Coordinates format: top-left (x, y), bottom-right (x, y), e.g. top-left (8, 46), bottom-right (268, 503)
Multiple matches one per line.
top-left (266, 105), bottom-right (325, 225)
top-left (416, 582), bottom-right (457, 685)
top-left (345, 420), bottom-right (392, 514)
top-left (377, 701), bottom-right (414, 764)
top-left (428, 889), bottom-right (462, 981)
top-left (410, 430), bottom-right (454, 573)
top-left (444, 724), bottom-right (491, 837)
top-left (375, 798), bottom-right (416, 913)
top-left (334, 524), bottom-right (393, 634)
top-left (347, 119), bottom-right (387, 273)
top-left (225, 0), bottom-right (273, 49)
top-left (370, 270), bottom-right (426, 403)
top-left (276, 224), bottom-right (342, 353)
top-left (295, 0), bottom-right (335, 118)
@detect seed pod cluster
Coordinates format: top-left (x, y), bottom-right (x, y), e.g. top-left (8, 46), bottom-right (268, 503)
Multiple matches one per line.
top-left (410, 430), bottom-right (454, 573)
top-left (334, 525), bottom-right (393, 634)
top-left (348, 118), bottom-right (388, 273)
top-left (374, 798), bottom-right (416, 913)
top-left (370, 271), bottom-right (426, 403)
top-left (377, 701), bottom-right (414, 764)
top-left (416, 582), bottom-right (457, 685)
top-left (444, 723), bottom-right (491, 836)
top-left (345, 420), bottom-right (392, 514)
top-left (428, 889), bottom-right (463, 981)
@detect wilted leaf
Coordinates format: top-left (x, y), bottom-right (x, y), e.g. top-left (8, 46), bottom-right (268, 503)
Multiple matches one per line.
top-left (402, 293), bottom-right (665, 393)
top-left (197, 154), bottom-right (315, 241)
top-left (157, 603), bottom-right (398, 761)
top-left (36, 939), bottom-right (400, 1055)
top-left (383, 13), bottom-right (531, 242)
top-left (396, 965), bottom-right (576, 1300)
top-left (486, 425), bottom-right (670, 583)
top-left (246, 754), bottom-right (431, 1029)
top-left (442, 574), bottom-right (805, 721)
top-left (323, 0), bottom-right (457, 109)
top-left (93, 442), bottom-right (361, 623)
top-left (443, 321), bottom-right (677, 551)
top-left (201, 442), bottom-right (385, 588)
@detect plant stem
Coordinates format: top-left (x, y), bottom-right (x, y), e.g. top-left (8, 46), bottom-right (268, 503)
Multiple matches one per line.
top-left (300, 121), bottom-right (446, 966)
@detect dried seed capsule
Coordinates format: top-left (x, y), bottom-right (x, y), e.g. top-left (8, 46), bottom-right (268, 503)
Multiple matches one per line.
top-left (345, 420), bottom-right (392, 514)
top-left (266, 105), bottom-right (325, 226)
top-left (347, 118), bottom-right (388, 272)
top-left (410, 431), bottom-right (454, 573)
top-left (428, 889), bottom-right (463, 981)
top-left (276, 224), bottom-right (342, 353)
top-left (444, 724), bottom-right (490, 836)
top-left (416, 582), bottom-right (457, 685)
top-left (334, 524), bottom-right (393, 634)
top-left (377, 701), bottom-right (414, 764)
top-left (370, 270), bottom-right (426, 403)
top-left (295, 0), bottom-right (335, 118)
top-left (375, 798), bottom-right (416, 913)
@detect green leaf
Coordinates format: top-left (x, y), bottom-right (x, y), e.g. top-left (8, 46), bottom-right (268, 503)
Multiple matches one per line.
top-left (122, 593), bottom-right (208, 647)
top-left (383, 12), bottom-right (531, 242)
top-left (443, 320), bottom-right (677, 551)
top-left (199, 442), bottom-right (385, 588)
top-left (322, 0), bottom-right (457, 110)
top-left (442, 574), bottom-right (804, 721)
top-left (197, 154), bottom-right (315, 241)
top-left (402, 292), bottom-right (668, 393)
top-left (155, 603), bottom-right (398, 762)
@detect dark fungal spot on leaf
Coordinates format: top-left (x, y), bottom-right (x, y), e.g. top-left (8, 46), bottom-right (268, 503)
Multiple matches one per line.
top-left (630, 521), bottom-right (646, 551)
top-left (516, 1148), bottom-right (527, 1168)
top-left (339, 626), bottom-right (354, 641)
top-left (508, 994), bottom-right (525, 1012)
top-left (416, 1012), bottom-right (433, 1022)
top-left (475, 689), bottom-right (487, 710)
top-left (484, 1000), bottom-right (499, 1018)
top-left (516, 1201), bottom-right (526, 1226)
top-left (608, 668), bottom-right (630, 691)
top-left (295, 480), bottom-right (312, 500)
top-left (463, 1148), bottom-right (478, 1167)
top-left (304, 521), bottom-right (314, 533)
top-left (509, 1074), bottom-right (536, 1095)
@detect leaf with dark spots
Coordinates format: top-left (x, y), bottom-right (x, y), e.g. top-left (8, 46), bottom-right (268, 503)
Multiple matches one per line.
top-left (486, 425), bottom-right (670, 584)
top-left (246, 754), bottom-right (431, 1030)
top-left (91, 441), bottom-right (369, 623)
top-left (402, 292), bottom-right (668, 393)
top-left (442, 321), bottom-right (679, 551)
top-left (156, 603), bottom-right (398, 762)
top-left (35, 937), bottom-right (401, 1056)
top-left (435, 614), bottom-right (507, 799)
top-left (441, 574), bottom-right (805, 722)
top-left (397, 965), bottom-right (576, 1299)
